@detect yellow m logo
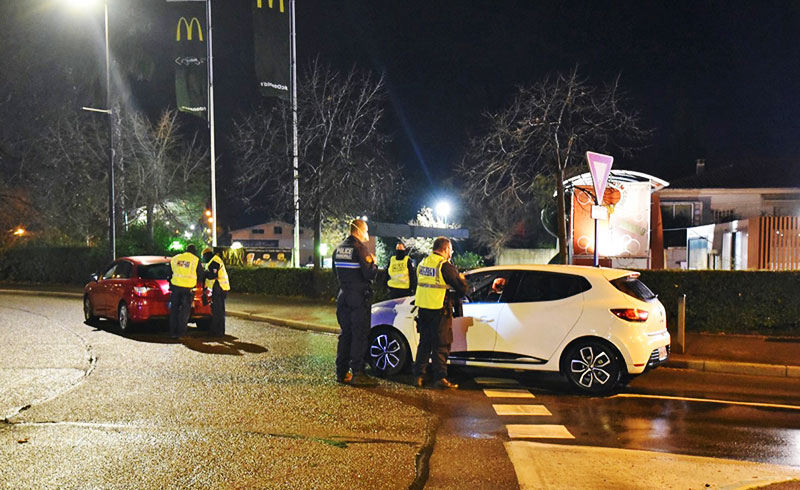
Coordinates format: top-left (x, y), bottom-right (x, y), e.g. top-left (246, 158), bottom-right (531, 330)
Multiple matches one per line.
top-left (257, 0), bottom-right (285, 13)
top-left (176, 17), bottom-right (204, 42)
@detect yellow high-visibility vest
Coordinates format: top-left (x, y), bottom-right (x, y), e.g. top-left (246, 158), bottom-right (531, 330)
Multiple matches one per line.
top-left (205, 255), bottom-right (230, 291)
top-left (415, 253), bottom-right (448, 309)
top-left (387, 255), bottom-right (410, 289)
top-left (170, 252), bottom-right (199, 288)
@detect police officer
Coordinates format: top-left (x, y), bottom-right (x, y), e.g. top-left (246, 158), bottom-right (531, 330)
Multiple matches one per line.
top-left (413, 237), bottom-right (468, 389)
top-left (332, 218), bottom-right (378, 385)
top-left (202, 247), bottom-right (230, 337)
top-left (386, 242), bottom-right (417, 299)
top-left (169, 244), bottom-right (204, 339)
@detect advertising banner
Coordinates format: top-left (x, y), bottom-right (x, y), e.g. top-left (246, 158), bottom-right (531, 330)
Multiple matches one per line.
top-left (253, 0), bottom-right (290, 98)
top-left (571, 182), bottom-right (651, 258)
top-left (172, 3), bottom-right (207, 118)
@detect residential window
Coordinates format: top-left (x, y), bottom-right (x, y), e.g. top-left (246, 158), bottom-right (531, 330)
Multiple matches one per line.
top-left (661, 202), bottom-right (698, 228)
top-left (251, 229), bottom-right (265, 235)
top-left (274, 226), bottom-right (283, 235)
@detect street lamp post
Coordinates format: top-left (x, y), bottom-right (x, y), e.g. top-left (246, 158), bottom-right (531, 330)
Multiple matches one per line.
top-left (74, 0), bottom-right (114, 262)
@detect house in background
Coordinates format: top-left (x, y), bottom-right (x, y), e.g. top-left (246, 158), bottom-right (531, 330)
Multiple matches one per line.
top-left (224, 220), bottom-right (314, 267)
top-left (656, 160), bottom-right (800, 270)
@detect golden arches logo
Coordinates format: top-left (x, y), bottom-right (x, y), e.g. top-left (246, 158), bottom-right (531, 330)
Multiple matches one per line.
top-left (257, 0), bottom-right (285, 13)
top-left (176, 17), bottom-right (204, 42)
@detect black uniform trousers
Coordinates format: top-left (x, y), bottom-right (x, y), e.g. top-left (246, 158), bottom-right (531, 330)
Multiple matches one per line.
top-left (336, 288), bottom-right (371, 377)
top-left (413, 307), bottom-right (452, 381)
top-left (210, 282), bottom-right (227, 336)
top-left (169, 286), bottom-right (193, 337)
top-left (388, 287), bottom-right (412, 299)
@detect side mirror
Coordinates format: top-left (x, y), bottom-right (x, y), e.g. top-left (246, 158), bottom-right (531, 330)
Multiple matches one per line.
top-left (89, 273), bottom-right (99, 283)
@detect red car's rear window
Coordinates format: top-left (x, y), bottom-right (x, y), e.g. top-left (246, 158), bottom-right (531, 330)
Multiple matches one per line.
top-left (138, 263), bottom-right (171, 280)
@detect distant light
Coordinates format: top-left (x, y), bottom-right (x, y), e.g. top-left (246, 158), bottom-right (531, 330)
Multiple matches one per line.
top-left (207, 217), bottom-right (214, 224)
top-left (435, 201), bottom-right (452, 219)
top-left (205, 210), bottom-right (212, 217)
top-left (190, 225), bottom-right (195, 231)
top-left (319, 243), bottom-right (329, 256)
top-left (231, 241), bottom-right (243, 250)
top-left (13, 227), bottom-right (25, 236)
top-left (361, 215), bottom-right (368, 222)
top-left (168, 240), bottom-right (184, 251)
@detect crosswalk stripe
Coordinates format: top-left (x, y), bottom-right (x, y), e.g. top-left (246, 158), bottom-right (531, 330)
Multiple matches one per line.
top-left (506, 424), bottom-right (574, 439)
top-left (483, 388), bottom-right (535, 399)
top-left (474, 377), bottom-right (521, 386)
top-left (493, 404), bottom-right (551, 416)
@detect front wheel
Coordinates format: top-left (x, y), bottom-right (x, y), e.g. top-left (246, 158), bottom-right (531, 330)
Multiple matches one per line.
top-left (563, 340), bottom-right (622, 395)
top-left (83, 296), bottom-right (98, 324)
top-left (368, 328), bottom-right (409, 377)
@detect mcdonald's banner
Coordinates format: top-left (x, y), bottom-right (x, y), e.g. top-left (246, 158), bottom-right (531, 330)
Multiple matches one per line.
top-left (253, 0), bottom-right (290, 98)
top-left (172, 2), bottom-right (207, 118)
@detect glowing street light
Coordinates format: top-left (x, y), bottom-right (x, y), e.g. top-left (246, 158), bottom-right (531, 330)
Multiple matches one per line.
top-left (435, 201), bottom-right (452, 225)
top-left (13, 227), bottom-right (25, 236)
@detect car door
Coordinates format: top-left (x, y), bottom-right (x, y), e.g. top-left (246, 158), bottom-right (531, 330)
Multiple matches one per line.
top-left (451, 270), bottom-right (512, 362)
top-left (494, 270), bottom-right (590, 362)
top-left (106, 260), bottom-right (133, 317)
top-left (93, 263), bottom-right (118, 315)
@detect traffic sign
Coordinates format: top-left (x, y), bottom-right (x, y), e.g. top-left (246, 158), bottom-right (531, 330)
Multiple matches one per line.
top-left (586, 151), bottom-right (614, 205)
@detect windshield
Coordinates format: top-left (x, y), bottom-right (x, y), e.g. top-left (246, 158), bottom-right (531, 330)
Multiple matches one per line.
top-left (138, 263), bottom-right (171, 280)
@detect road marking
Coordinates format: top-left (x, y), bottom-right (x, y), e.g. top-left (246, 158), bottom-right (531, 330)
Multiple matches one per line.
top-left (493, 404), bottom-right (551, 416)
top-left (483, 388), bottom-right (535, 399)
top-left (474, 377), bottom-right (520, 386)
top-left (611, 393), bottom-right (800, 411)
top-left (506, 424), bottom-right (574, 439)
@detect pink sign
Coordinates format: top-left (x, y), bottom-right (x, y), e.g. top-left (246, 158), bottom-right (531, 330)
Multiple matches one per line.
top-left (586, 151), bottom-right (614, 205)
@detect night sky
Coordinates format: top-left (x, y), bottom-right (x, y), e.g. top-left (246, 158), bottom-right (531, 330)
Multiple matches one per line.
top-left (40, 1), bottom-right (800, 224)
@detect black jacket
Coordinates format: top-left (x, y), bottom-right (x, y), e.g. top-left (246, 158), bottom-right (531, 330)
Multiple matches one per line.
top-left (332, 234), bottom-right (378, 291)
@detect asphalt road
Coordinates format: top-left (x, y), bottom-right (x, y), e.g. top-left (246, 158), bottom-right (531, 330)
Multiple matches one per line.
top-left (2, 293), bottom-right (800, 489)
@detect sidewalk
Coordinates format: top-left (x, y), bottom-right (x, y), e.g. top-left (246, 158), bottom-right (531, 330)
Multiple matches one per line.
top-left (1, 285), bottom-right (798, 378)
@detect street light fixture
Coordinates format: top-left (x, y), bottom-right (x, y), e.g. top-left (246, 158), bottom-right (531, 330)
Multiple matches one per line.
top-left (435, 201), bottom-right (451, 226)
top-left (69, 0), bottom-right (115, 262)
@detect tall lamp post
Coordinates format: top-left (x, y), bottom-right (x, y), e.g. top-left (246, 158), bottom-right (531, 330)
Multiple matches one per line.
top-left (71, 0), bottom-right (115, 262)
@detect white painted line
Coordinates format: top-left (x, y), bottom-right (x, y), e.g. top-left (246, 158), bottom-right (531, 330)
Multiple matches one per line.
top-left (483, 388), bottom-right (535, 399)
top-left (611, 393), bottom-right (800, 411)
top-left (474, 377), bottom-right (520, 386)
top-left (506, 424), bottom-right (574, 439)
top-left (493, 404), bottom-right (551, 416)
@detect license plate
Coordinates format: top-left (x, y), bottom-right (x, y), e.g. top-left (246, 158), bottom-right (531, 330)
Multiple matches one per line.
top-left (658, 346), bottom-right (668, 361)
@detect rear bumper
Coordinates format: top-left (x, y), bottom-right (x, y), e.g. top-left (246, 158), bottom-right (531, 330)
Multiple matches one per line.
top-left (128, 298), bottom-right (212, 322)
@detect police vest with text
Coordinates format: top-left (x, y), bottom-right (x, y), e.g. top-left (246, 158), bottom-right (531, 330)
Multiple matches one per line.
top-left (415, 253), bottom-right (448, 309)
top-left (205, 255), bottom-right (230, 291)
top-left (387, 256), bottom-right (411, 289)
top-left (170, 252), bottom-right (199, 288)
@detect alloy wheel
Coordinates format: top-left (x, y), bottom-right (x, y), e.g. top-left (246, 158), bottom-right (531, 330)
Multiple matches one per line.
top-left (368, 329), bottom-right (408, 376)
top-left (564, 341), bottom-right (621, 394)
top-left (118, 303), bottom-right (130, 332)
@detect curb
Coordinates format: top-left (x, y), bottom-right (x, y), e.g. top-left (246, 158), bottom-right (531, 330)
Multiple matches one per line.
top-left (667, 358), bottom-right (800, 379)
top-left (0, 289), bottom-right (83, 299)
top-left (227, 309), bottom-right (340, 335)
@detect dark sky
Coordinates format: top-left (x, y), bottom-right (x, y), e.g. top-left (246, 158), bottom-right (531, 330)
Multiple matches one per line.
top-left (107, 1), bottom-right (800, 222)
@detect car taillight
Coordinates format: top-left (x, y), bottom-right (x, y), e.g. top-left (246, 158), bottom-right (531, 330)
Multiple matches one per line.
top-left (133, 282), bottom-right (158, 297)
top-left (610, 308), bottom-right (649, 322)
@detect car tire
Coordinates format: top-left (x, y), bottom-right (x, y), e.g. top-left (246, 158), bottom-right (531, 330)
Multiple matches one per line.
top-left (562, 340), bottom-right (622, 395)
top-left (83, 295), bottom-right (98, 324)
top-left (368, 328), bottom-right (409, 377)
top-left (118, 302), bottom-right (133, 333)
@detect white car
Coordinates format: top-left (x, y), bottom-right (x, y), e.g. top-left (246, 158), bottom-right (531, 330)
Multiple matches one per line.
top-left (368, 264), bottom-right (670, 394)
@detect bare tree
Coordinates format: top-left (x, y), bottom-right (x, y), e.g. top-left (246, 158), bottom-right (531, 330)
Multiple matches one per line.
top-left (123, 109), bottom-right (209, 247)
top-left (231, 59), bottom-right (403, 267)
top-left (460, 67), bottom-right (649, 263)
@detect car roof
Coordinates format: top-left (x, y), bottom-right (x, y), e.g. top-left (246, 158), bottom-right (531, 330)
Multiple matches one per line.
top-left (467, 264), bottom-right (635, 281)
top-left (118, 256), bottom-right (172, 265)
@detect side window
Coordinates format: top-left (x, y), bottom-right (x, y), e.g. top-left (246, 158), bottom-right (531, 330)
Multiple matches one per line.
top-left (466, 271), bottom-right (513, 303)
top-left (113, 261), bottom-right (133, 279)
top-left (101, 264), bottom-right (117, 280)
top-left (509, 271), bottom-right (591, 303)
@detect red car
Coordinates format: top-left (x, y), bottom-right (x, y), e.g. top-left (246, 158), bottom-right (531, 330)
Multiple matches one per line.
top-left (83, 255), bottom-right (212, 332)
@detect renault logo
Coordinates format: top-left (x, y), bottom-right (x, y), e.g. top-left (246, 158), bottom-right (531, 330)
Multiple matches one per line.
top-left (176, 17), bottom-right (204, 42)
top-left (257, 0), bottom-right (285, 13)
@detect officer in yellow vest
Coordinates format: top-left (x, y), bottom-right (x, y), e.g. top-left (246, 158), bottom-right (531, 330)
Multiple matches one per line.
top-left (413, 237), bottom-right (468, 389)
top-left (169, 244), bottom-right (204, 339)
top-left (202, 247), bottom-right (230, 337)
top-left (386, 242), bottom-right (417, 299)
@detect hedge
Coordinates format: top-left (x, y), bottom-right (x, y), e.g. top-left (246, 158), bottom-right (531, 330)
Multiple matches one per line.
top-left (1, 245), bottom-right (797, 334)
top-left (638, 270), bottom-right (800, 335)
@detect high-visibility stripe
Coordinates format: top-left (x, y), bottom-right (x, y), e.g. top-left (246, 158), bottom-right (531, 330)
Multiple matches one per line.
top-left (336, 262), bottom-right (360, 269)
